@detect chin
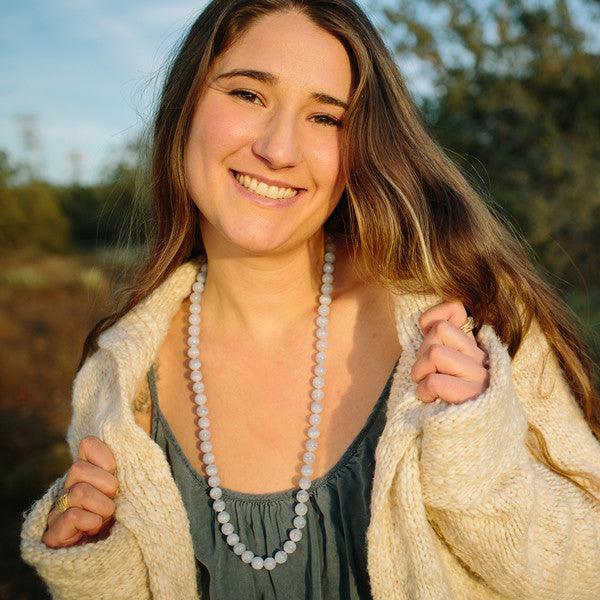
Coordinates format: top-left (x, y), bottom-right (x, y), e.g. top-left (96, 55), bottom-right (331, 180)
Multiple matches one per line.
top-left (219, 223), bottom-right (298, 257)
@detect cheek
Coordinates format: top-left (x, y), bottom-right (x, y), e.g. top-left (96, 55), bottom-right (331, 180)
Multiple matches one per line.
top-left (189, 97), bottom-right (248, 157)
top-left (309, 136), bottom-right (344, 193)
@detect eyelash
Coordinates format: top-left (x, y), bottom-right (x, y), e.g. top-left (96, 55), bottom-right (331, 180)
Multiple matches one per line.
top-left (229, 89), bottom-right (343, 128)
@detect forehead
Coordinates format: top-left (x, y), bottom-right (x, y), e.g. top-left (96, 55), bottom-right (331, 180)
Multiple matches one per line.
top-left (213, 11), bottom-right (352, 99)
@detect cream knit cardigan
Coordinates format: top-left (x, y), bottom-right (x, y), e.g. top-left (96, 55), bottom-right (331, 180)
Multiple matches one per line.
top-left (20, 260), bottom-right (600, 600)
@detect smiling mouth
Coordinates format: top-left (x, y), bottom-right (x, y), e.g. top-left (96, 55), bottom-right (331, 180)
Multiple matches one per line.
top-left (231, 170), bottom-right (300, 200)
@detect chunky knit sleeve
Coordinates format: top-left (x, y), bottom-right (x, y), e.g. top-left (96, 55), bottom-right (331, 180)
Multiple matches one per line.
top-left (417, 320), bottom-right (600, 600)
top-left (20, 473), bottom-right (151, 600)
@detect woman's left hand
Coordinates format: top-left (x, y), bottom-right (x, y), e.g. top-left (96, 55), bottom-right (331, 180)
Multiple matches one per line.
top-left (410, 300), bottom-right (490, 404)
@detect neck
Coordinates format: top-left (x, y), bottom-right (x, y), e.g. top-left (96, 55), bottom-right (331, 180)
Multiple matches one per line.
top-left (199, 232), bottom-right (347, 342)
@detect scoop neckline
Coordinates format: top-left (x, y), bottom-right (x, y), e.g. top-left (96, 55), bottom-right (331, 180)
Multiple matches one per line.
top-left (147, 362), bottom-right (397, 504)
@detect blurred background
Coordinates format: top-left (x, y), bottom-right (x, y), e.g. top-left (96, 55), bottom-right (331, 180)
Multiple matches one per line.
top-left (1, 0), bottom-right (599, 597)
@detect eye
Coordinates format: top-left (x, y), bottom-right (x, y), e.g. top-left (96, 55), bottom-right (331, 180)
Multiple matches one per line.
top-left (229, 89), bottom-right (263, 105)
top-left (312, 115), bottom-right (343, 128)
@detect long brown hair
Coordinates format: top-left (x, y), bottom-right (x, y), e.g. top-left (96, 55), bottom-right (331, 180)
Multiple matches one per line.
top-left (81, 0), bottom-right (599, 494)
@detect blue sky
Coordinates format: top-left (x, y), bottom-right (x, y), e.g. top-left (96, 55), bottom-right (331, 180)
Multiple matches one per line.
top-left (2, 1), bottom-right (214, 184)
top-left (1, 1), bottom-right (596, 185)
top-left (0, 0), bottom-right (402, 185)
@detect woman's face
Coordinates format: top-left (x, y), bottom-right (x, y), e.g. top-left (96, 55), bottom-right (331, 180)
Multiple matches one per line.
top-left (184, 10), bottom-right (352, 256)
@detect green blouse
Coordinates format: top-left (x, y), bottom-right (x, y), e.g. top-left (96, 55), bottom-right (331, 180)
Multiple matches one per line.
top-left (147, 364), bottom-right (395, 600)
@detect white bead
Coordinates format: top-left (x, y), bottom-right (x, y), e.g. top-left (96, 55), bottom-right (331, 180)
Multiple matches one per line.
top-left (227, 533), bottom-right (240, 546)
top-left (251, 556), bottom-right (264, 570)
top-left (316, 316), bottom-right (328, 327)
top-left (187, 347), bottom-right (200, 359)
top-left (241, 550), bottom-right (254, 563)
top-left (318, 295), bottom-right (331, 305)
top-left (189, 359), bottom-right (201, 370)
top-left (196, 405), bottom-right (208, 417)
top-left (190, 370), bottom-right (202, 382)
top-left (192, 281), bottom-right (204, 292)
top-left (322, 273), bottom-right (333, 284)
top-left (274, 550), bottom-right (288, 563)
top-left (295, 502), bottom-right (308, 516)
top-left (299, 477), bottom-right (311, 490)
top-left (320, 283), bottom-right (333, 295)
top-left (309, 414), bottom-right (321, 426)
top-left (190, 292), bottom-right (201, 303)
top-left (303, 451), bottom-right (315, 463)
top-left (311, 389), bottom-right (324, 401)
top-left (296, 489), bottom-right (309, 503)
top-left (312, 376), bottom-right (324, 388)
top-left (194, 394), bottom-right (207, 405)
top-left (308, 426), bottom-right (320, 439)
top-left (190, 303), bottom-right (201, 314)
top-left (313, 364), bottom-right (325, 376)
top-left (323, 263), bottom-right (334, 273)
top-left (294, 515), bottom-right (306, 529)
top-left (283, 540), bottom-right (296, 554)
top-left (310, 400), bottom-right (323, 414)
top-left (213, 499), bottom-right (225, 511)
top-left (188, 314), bottom-right (200, 325)
top-left (199, 429), bottom-right (211, 440)
top-left (200, 440), bottom-right (212, 452)
top-left (193, 382), bottom-right (205, 393)
top-left (290, 528), bottom-right (303, 542)
top-left (217, 511), bottom-right (230, 523)
top-left (188, 336), bottom-right (199, 346)
top-left (315, 339), bottom-right (327, 352)
top-left (316, 328), bottom-right (327, 339)
top-left (324, 251), bottom-right (336, 263)
top-left (203, 452), bottom-right (215, 465)
top-left (206, 464), bottom-right (218, 476)
top-left (316, 351), bottom-right (327, 363)
top-left (209, 487), bottom-right (222, 499)
top-left (208, 475), bottom-right (220, 487)
top-left (306, 439), bottom-right (317, 451)
top-left (221, 522), bottom-right (234, 535)
top-left (264, 557), bottom-right (276, 570)
top-left (317, 305), bottom-right (330, 316)
top-left (234, 543), bottom-right (246, 555)
top-left (198, 417), bottom-right (210, 429)
top-left (301, 464), bottom-right (314, 477)
top-left (188, 325), bottom-right (200, 336)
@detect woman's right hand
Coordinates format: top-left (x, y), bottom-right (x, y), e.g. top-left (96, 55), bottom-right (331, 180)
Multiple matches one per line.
top-left (42, 435), bottom-right (119, 548)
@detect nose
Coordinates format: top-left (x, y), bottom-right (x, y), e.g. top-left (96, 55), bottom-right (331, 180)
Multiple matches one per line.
top-left (251, 108), bottom-right (302, 170)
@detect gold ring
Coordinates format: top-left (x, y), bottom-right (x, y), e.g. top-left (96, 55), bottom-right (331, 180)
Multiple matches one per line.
top-left (460, 316), bottom-right (475, 334)
top-left (54, 491), bottom-right (71, 513)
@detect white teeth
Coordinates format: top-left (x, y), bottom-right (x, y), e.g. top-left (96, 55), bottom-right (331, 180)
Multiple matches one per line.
top-left (234, 171), bottom-right (298, 200)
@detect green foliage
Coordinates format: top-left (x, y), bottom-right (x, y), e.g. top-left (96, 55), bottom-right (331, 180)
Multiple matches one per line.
top-left (59, 139), bottom-right (150, 249)
top-left (0, 137), bottom-right (151, 254)
top-left (0, 179), bottom-right (70, 253)
top-left (382, 0), bottom-right (600, 292)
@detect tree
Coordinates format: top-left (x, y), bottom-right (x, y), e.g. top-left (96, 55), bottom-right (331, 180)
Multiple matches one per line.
top-left (380, 0), bottom-right (600, 292)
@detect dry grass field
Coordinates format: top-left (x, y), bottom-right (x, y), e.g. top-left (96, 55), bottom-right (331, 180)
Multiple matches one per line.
top-left (0, 250), bottom-right (131, 599)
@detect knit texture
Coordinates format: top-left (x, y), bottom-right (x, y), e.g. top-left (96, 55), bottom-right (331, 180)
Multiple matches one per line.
top-left (21, 260), bottom-right (600, 599)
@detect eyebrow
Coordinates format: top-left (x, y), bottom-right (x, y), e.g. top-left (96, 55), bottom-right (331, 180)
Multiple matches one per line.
top-left (213, 68), bottom-right (349, 111)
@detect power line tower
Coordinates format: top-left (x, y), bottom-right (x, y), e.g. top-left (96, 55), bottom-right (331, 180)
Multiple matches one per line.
top-left (14, 113), bottom-right (44, 181)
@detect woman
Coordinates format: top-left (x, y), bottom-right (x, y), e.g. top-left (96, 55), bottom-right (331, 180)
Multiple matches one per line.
top-left (21, 0), bottom-right (600, 599)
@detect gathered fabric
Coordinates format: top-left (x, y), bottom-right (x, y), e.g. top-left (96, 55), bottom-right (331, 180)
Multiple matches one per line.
top-left (21, 260), bottom-right (600, 600)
